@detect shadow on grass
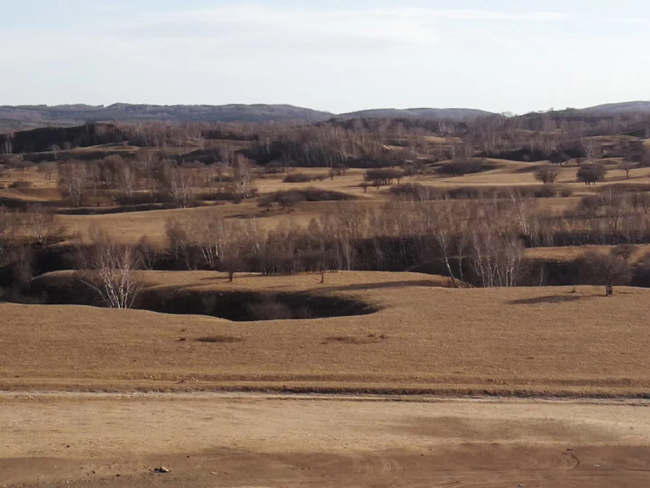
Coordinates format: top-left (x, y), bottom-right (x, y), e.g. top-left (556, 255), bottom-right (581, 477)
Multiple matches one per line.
top-left (507, 294), bottom-right (596, 305)
top-left (316, 280), bottom-right (448, 294)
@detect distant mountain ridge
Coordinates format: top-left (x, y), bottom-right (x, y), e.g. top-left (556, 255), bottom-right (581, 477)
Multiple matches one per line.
top-left (1, 101), bottom-right (650, 131)
top-left (0, 104), bottom-right (334, 130)
top-left (339, 107), bottom-right (493, 120)
top-left (0, 103), bottom-right (497, 131)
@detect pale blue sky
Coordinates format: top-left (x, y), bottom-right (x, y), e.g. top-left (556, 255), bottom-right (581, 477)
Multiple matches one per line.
top-left (1, 0), bottom-right (649, 113)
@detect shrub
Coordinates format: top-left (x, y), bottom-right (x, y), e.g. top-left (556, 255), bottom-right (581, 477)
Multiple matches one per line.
top-left (283, 173), bottom-right (315, 183)
top-left (549, 151), bottom-right (571, 165)
top-left (534, 166), bottom-right (561, 184)
top-left (578, 195), bottom-right (601, 217)
top-left (364, 168), bottom-right (405, 187)
top-left (389, 183), bottom-right (435, 200)
top-left (196, 335), bottom-right (244, 343)
top-left (577, 163), bottom-right (607, 185)
top-left (9, 180), bottom-right (34, 189)
top-left (436, 159), bottom-right (495, 177)
top-left (535, 185), bottom-right (557, 198)
top-left (259, 188), bottom-right (355, 211)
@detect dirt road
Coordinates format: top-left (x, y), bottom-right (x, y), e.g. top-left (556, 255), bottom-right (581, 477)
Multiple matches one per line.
top-left (2, 393), bottom-right (650, 487)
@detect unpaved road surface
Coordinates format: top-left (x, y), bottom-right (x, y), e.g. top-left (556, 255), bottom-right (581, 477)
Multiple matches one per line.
top-left (2, 393), bottom-right (650, 487)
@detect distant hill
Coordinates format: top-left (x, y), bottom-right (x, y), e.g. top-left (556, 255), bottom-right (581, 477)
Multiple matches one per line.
top-left (338, 107), bottom-right (493, 121)
top-left (0, 104), bottom-right (334, 130)
top-left (0, 104), bottom-right (495, 131)
top-left (3, 101), bottom-right (650, 132)
top-left (578, 101), bottom-right (650, 115)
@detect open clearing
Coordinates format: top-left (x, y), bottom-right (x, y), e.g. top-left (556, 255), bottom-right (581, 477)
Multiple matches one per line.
top-left (2, 393), bottom-right (650, 487)
top-left (3, 271), bottom-right (650, 397)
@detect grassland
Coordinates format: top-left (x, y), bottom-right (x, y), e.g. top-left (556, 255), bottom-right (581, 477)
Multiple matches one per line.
top-left (3, 124), bottom-right (650, 487)
top-left (2, 270), bottom-right (650, 397)
top-left (3, 143), bottom-right (650, 397)
top-left (5, 155), bottom-right (650, 246)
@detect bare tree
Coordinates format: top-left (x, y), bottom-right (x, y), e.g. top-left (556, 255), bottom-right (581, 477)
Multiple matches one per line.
top-left (0, 206), bottom-right (18, 266)
top-left (166, 211), bottom-right (258, 280)
top-left (580, 250), bottom-right (632, 296)
top-left (534, 165), bottom-right (561, 184)
top-left (22, 204), bottom-right (66, 245)
top-left (77, 226), bottom-right (142, 309)
top-left (231, 154), bottom-right (255, 197)
top-left (58, 161), bottom-right (89, 207)
top-left (157, 163), bottom-right (198, 208)
top-left (100, 155), bottom-right (141, 200)
top-left (136, 236), bottom-right (159, 270)
top-left (619, 161), bottom-right (636, 179)
top-left (582, 139), bottom-right (602, 163)
top-left (470, 227), bottom-right (525, 288)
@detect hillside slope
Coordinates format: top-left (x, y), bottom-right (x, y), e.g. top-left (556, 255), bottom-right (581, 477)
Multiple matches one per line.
top-left (0, 103), bottom-right (334, 130)
top-left (339, 107), bottom-right (493, 120)
top-left (579, 101), bottom-right (650, 115)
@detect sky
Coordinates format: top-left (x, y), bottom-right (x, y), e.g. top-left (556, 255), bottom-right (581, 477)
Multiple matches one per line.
top-left (1, 0), bottom-right (649, 114)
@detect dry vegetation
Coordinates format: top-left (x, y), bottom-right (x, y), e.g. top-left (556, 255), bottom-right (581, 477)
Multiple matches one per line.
top-left (2, 271), bottom-right (650, 396)
top-left (1, 111), bottom-right (650, 396)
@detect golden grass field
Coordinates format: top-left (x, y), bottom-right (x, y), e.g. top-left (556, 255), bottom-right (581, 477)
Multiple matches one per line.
top-left (3, 270), bottom-right (650, 397)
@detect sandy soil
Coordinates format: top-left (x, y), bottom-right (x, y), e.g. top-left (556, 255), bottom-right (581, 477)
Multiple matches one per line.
top-left (2, 393), bottom-right (650, 487)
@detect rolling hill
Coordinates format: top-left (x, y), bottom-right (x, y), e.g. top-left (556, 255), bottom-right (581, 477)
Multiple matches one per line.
top-left (0, 104), bottom-right (496, 131)
top-left (0, 103), bottom-right (334, 130)
top-left (339, 107), bottom-right (494, 120)
top-left (3, 101), bottom-right (650, 132)
top-left (578, 100), bottom-right (650, 115)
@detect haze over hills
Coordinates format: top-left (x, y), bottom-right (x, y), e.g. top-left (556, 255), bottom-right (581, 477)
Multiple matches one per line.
top-left (1, 101), bottom-right (649, 131)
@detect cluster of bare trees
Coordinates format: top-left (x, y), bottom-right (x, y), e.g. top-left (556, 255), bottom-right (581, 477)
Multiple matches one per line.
top-left (0, 205), bottom-right (66, 299)
top-left (153, 190), bottom-right (650, 292)
top-left (4, 187), bottom-right (650, 307)
top-left (0, 205), bottom-right (65, 248)
top-left (56, 154), bottom-right (257, 208)
top-left (157, 199), bottom-right (532, 288)
top-left (466, 111), bottom-right (650, 157)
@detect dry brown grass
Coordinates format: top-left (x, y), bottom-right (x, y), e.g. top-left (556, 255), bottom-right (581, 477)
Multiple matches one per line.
top-left (2, 270), bottom-right (649, 397)
top-left (526, 244), bottom-right (650, 262)
top-left (4, 160), bottom-right (650, 245)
